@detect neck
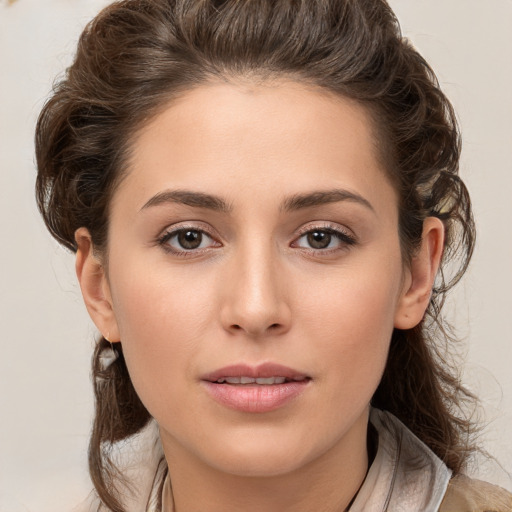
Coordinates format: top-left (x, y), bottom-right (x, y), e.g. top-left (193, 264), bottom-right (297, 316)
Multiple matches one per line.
top-left (160, 414), bottom-right (370, 512)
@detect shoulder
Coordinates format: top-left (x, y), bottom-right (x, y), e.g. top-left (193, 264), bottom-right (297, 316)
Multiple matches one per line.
top-left (439, 475), bottom-right (512, 512)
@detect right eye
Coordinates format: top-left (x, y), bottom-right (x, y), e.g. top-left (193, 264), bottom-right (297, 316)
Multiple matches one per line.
top-left (158, 228), bottom-right (219, 254)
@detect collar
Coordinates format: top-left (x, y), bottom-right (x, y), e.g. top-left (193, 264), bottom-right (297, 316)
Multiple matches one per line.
top-left (349, 408), bottom-right (451, 511)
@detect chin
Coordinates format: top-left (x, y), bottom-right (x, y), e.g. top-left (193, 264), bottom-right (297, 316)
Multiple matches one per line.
top-left (193, 429), bottom-right (321, 478)
top-left (210, 452), bottom-right (310, 478)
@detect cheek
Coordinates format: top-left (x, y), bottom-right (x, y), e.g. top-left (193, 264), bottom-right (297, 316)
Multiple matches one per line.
top-left (301, 258), bottom-right (402, 340)
top-left (107, 260), bottom-right (218, 415)
top-left (110, 253), bottom-right (218, 334)
top-left (298, 255), bottom-right (403, 386)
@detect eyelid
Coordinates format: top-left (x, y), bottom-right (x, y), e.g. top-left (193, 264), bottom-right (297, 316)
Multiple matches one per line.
top-left (157, 221), bottom-right (216, 240)
top-left (295, 221), bottom-right (356, 240)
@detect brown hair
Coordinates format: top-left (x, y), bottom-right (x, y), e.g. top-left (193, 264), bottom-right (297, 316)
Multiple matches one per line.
top-left (35, 0), bottom-right (476, 510)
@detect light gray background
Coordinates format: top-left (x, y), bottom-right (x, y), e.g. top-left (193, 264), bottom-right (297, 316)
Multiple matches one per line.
top-left (1, 1), bottom-right (511, 510)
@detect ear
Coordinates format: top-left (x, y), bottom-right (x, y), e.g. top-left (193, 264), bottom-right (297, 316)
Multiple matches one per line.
top-left (75, 227), bottom-right (120, 342)
top-left (394, 217), bottom-right (445, 330)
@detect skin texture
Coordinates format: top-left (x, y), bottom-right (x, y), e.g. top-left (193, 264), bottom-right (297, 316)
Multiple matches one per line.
top-left (76, 81), bottom-right (444, 512)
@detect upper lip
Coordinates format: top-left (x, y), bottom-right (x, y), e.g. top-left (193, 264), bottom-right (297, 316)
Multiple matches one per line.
top-left (202, 363), bottom-right (310, 383)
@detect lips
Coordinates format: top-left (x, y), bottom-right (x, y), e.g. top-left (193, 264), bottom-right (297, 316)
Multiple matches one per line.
top-left (201, 363), bottom-right (311, 413)
top-left (202, 363), bottom-right (310, 383)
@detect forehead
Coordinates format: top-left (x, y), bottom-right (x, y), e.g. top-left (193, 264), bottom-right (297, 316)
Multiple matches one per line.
top-left (114, 80), bottom-right (396, 215)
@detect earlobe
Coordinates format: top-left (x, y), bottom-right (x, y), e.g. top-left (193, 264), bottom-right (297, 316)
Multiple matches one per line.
top-left (75, 228), bottom-right (120, 342)
top-left (394, 217), bottom-right (445, 330)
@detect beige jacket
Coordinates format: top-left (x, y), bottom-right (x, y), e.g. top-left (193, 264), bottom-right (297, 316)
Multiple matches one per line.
top-left (439, 475), bottom-right (512, 512)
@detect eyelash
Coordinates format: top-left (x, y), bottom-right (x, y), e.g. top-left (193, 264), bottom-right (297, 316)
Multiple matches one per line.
top-left (156, 223), bottom-right (357, 257)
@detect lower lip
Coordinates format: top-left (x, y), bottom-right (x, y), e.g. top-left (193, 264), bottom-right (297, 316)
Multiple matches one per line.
top-left (202, 380), bottom-right (310, 413)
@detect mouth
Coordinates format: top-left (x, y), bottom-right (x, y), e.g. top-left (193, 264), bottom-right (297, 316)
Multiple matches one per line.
top-left (201, 363), bottom-right (311, 413)
top-left (202, 362), bottom-right (310, 384)
top-left (213, 376), bottom-right (308, 385)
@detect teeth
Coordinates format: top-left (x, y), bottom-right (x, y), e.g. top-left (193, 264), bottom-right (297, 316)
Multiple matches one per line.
top-left (221, 377), bottom-right (243, 384)
top-left (216, 376), bottom-right (288, 385)
top-left (256, 377), bottom-right (286, 384)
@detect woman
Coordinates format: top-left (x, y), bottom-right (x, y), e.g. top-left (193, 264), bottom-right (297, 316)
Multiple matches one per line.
top-left (35, 0), bottom-right (512, 510)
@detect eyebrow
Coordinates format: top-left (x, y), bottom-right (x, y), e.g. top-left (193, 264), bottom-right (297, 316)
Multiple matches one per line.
top-left (140, 190), bottom-right (233, 213)
top-left (281, 189), bottom-right (375, 213)
top-left (140, 188), bottom-right (374, 214)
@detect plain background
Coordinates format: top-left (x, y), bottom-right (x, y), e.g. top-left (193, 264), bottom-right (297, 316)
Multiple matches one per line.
top-left (1, 1), bottom-right (511, 510)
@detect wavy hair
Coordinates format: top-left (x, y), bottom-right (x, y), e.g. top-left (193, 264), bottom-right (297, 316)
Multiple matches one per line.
top-left (35, 1), bottom-right (476, 510)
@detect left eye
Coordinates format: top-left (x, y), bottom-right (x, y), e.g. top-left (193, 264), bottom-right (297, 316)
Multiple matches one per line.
top-left (162, 229), bottom-right (216, 251)
top-left (294, 228), bottom-right (354, 250)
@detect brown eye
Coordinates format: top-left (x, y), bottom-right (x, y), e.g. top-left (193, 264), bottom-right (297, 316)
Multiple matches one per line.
top-left (293, 226), bottom-right (357, 252)
top-left (178, 230), bottom-right (203, 249)
top-left (307, 231), bottom-right (332, 249)
top-left (159, 228), bottom-right (218, 253)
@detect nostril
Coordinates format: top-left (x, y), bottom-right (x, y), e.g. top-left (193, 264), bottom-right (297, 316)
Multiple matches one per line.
top-left (229, 322), bottom-right (281, 334)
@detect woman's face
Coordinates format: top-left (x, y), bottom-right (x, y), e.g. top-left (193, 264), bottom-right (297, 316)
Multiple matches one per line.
top-left (82, 81), bottom-right (422, 477)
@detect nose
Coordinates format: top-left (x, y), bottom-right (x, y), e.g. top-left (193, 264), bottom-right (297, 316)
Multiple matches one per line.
top-left (220, 242), bottom-right (292, 338)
